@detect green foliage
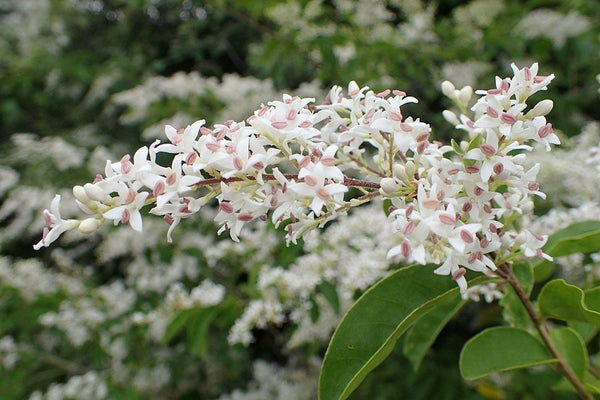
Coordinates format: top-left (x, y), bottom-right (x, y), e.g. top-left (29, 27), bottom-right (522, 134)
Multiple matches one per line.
top-left (534, 221), bottom-right (600, 282)
top-left (459, 327), bottom-right (554, 380)
top-left (402, 290), bottom-right (466, 371)
top-left (501, 262), bottom-right (534, 330)
top-left (318, 265), bottom-right (473, 400)
top-left (549, 327), bottom-right (588, 382)
top-left (538, 280), bottom-right (600, 324)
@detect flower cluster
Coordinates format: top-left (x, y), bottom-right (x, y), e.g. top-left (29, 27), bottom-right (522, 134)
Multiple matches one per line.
top-left (35, 63), bottom-right (558, 295)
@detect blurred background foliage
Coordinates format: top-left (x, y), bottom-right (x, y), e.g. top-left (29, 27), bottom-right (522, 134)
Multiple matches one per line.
top-left (1, 0), bottom-right (599, 144)
top-left (1, 0), bottom-right (599, 399)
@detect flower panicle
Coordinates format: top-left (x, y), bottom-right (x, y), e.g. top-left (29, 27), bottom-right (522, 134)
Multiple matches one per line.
top-left (35, 63), bottom-right (558, 295)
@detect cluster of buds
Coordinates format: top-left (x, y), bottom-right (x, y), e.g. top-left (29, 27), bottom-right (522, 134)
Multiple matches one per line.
top-left (35, 63), bottom-right (558, 295)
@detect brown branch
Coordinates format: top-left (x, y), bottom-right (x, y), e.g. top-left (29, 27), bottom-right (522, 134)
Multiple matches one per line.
top-left (193, 174), bottom-right (381, 190)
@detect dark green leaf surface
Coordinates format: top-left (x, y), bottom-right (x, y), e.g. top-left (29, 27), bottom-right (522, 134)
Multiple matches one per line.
top-left (501, 263), bottom-right (534, 330)
top-left (318, 265), bottom-right (463, 400)
top-left (549, 327), bottom-right (588, 382)
top-left (403, 290), bottom-right (466, 371)
top-left (534, 221), bottom-right (600, 282)
top-left (460, 327), bottom-right (554, 380)
top-left (538, 280), bottom-right (600, 325)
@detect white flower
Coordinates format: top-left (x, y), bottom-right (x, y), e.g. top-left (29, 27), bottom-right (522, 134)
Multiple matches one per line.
top-left (290, 165), bottom-right (347, 216)
top-left (33, 195), bottom-right (80, 250)
top-left (103, 187), bottom-right (149, 232)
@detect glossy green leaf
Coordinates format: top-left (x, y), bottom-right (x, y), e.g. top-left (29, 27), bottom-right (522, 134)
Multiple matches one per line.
top-left (549, 327), bottom-right (588, 382)
top-left (403, 290), bottom-right (466, 371)
top-left (534, 221), bottom-right (600, 282)
top-left (542, 221), bottom-right (600, 257)
top-left (538, 280), bottom-right (600, 325)
top-left (318, 265), bottom-right (465, 400)
top-left (460, 327), bottom-right (554, 380)
top-left (569, 321), bottom-right (599, 344)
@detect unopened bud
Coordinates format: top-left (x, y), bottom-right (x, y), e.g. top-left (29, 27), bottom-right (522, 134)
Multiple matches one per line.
top-left (527, 99), bottom-right (553, 117)
top-left (441, 81), bottom-right (456, 98)
top-left (393, 164), bottom-right (408, 182)
top-left (514, 232), bottom-right (527, 246)
top-left (457, 86), bottom-right (473, 107)
top-left (348, 81), bottom-right (360, 96)
top-left (79, 218), bottom-right (100, 233)
top-left (522, 201), bottom-right (534, 214)
top-left (84, 183), bottom-right (107, 202)
top-left (404, 161), bottom-right (416, 180)
top-left (512, 153), bottom-right (527, 165)
top-left (379, 177), bottom-right (400, 196)
top-left (73, 185), bottom-right (91, 204)
top-left (442, 110), bottom-right (460, 126)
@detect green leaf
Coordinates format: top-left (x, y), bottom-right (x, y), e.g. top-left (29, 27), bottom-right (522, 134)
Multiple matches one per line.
top-left (466, 133), bottom-right (483, 152)
top-left (501, 288), bottom-right (533, 330)
top-left (584, 372), bottom-right (600, 394)
top-left (533, 261), bottom-right (555, 284)
top-left (187, 308), bottom-right (216, 359)
top-left (319, 264), bottom-right (473, 400)
top-left (584, 287), bottom-right (600, 311)
top-left (541, 221), bottom-right (600, 257)
top-left (163, 308), bottom-right (197, 344)
top-left (309, 295), bottom-right (320, 323)
top-left (318, 281), bottom-right (341, 315)
top-left (402, 290), bottom-right (466, 371)
top-left (569, 321), bottom-right (599, 344)
top-left (459, 327), bottom-right (554, 380)
top-left (382, 199), bottom-right (393, 217)
top-left (501, 262), bottom-right (534, 330)
top-left (549, 327), bottom-right (588, 382)
top-left (534, 221), bottom-right (600, 282)
top-left (512, 262), bottom-right (534, 295)
top-left (451, 138), bottom-right (463, 155)
top-left (538, 280), bottom-right (600, 325)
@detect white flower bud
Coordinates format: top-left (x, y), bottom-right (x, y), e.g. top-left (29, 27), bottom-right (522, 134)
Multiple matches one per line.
top-left (348, 81), bottom-right (360, 95)
top-left (513, 232), bottom-right (527, 246)
top-left (73, 185), bottom-right (91, 204)
top-left (393, 164), bottom-right (408, 182)
top-left (84, 183), bottom-right (107, 202)
top-left (379, 177), bottom-right (400, 196)
top-left (458, 86), bottom-right (473, 107)
top-left (527, 99), bottom-right (553, 117)
top-left (404, 161), bottom-right (416, 180)
top-left (442, 110), bottom-right (460, 125)
top-left (512, 153), bottom-right (527, 165)
top-left (522, 201), bottom-right (534, 214)
top-left (78, 218), bottom-right (100, 234)
top-left (441, 81), bottom-right (456, 98)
